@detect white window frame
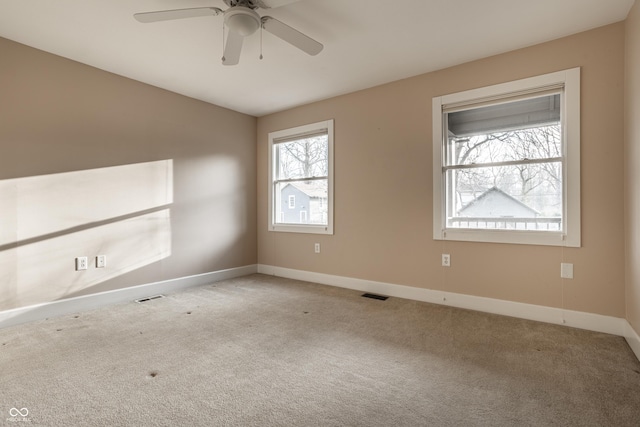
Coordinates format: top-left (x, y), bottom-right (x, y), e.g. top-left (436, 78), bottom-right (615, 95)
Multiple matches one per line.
top-left (432, 68), bottom-right (580, 247)
top-left (268, 119), bottom-right (334, 235)
top-left (288, 195), bottom-right (295, 209)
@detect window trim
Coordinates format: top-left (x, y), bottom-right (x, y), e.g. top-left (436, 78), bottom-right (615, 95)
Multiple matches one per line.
top-left (268, 119), bottom-right (334, 235)
top-left (432, 68), bottom-right (581, 247)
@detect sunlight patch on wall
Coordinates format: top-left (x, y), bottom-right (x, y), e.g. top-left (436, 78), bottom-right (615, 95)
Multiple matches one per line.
top-left (0, 160), bottom-right (173, 311)
top-left (0, 160), bottom-right (173, 246)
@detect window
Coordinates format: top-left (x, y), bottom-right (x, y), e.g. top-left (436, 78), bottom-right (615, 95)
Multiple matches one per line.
top-left (432, 68), bottom-right (580, 247)
top-left (268, 119), bottom-right (334, 234)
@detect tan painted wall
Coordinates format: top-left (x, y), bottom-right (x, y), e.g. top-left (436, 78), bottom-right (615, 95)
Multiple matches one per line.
top-left (0, 38), bottom-right (257, 311)
top-left (258, 23), bottom-right (626, 318)
top-left (626, 2), bottom-right (640, 332)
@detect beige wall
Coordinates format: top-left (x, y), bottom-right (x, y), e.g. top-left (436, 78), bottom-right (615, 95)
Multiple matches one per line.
top-left (626, 2), bottom-right (640, 333)
top-left (258, 23), bottom-right (627, 318)
top-left (0, 38), bottom-right (257, 311)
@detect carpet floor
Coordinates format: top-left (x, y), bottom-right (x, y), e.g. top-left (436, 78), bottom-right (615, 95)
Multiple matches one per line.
top-left (1, 274), bottom-right (639, 426)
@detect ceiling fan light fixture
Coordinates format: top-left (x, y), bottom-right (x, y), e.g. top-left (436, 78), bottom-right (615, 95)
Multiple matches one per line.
top-left (134, 1), bottom-right (323, 66)
top-left (225, 7), bottom-right (261, 36)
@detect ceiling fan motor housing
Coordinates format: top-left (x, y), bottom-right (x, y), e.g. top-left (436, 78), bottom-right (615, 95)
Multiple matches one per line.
top-left (224, 0), bottom-right (261, 7)
top-left (224, 6), bottom-right (261, 36)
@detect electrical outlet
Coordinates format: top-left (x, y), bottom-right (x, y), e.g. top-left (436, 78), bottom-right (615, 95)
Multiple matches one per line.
top-left (96, 255), bottom-right (107, 268)
top-left (561, 263), bottom-right (573, 279)
top-left (314, 243), bottom-right (320, 254)
top-left (75, 256), bottom-right (88, 271)
top-left (442, 254), bottom-right (451, 267)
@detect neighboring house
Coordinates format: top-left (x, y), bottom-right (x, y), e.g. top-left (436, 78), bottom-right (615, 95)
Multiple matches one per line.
top-left (458, 187), bottom-right (538, 218)
top-left (280, 182), bottom-right (328, 224)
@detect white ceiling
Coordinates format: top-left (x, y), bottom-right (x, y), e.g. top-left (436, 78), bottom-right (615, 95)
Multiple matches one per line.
top-left (0, 0), bottom-right (635, 117)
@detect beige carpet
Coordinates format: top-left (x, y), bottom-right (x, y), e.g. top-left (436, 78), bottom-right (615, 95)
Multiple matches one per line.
top-left (1, 274), bottom-right (639, 426)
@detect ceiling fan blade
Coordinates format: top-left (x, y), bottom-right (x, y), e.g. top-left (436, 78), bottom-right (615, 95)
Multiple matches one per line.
top-left (256, 0), bottom-right (301, 9)
top-left (134, 7), bottom-right (222, 23)
top-left (222, 30), bottom-right (244, 66)
top-left (261, 16), bottom-right (323, 56)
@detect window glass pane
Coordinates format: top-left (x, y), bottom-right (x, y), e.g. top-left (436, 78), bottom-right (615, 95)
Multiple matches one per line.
top-left (275, 179), bottom-right (328, 225)
top-left (276, 135), bottom-right (328, 180)
top-left (447, 125), bottom-right (562, 166)
top-left (446, 162), bottom-right (562, 231)
top-left (444, 93), bottom-right (564, 233)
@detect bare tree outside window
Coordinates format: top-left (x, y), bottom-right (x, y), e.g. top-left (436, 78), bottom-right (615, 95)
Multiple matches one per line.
top-left (277, 136), bottom-right (328, 180)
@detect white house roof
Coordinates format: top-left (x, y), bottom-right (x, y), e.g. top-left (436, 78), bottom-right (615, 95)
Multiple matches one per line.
top-left (459, 187), bottom-right (539, 217)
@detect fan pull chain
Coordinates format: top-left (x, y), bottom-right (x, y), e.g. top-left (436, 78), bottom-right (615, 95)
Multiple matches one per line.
top-left (221, 24), bottom-right (226, 62)
top-left (259, 24), bottom-right (264, 60)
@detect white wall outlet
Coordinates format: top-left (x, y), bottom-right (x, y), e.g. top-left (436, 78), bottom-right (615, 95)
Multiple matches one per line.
top-left (442, 254), bottom-right (451, 267)
top-left (314, 243), bottom-right (321, 254)
top-left (75, 256), bottom-right (88, 271)
top-left (561, 263), bottom-right (574, 279)
top-left (96, 255), bottom-right (107, 268)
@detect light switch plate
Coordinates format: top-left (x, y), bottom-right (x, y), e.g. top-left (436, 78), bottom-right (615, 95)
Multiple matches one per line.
top-left (96, 255), bottom-right (107, 268)
top-left (561, 263), bottom-right (573, 279)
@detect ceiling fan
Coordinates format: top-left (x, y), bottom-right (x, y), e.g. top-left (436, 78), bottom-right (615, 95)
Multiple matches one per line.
top-left (134, 0), bottom-right (323, 66)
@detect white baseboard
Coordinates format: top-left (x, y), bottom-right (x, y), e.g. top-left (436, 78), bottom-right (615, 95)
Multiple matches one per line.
top-left (257, 264), bottom-right (627, 337)
top-left (0, 264), bottom-right (258, 330)
top-left (625, 321), bottom-right (640, 361)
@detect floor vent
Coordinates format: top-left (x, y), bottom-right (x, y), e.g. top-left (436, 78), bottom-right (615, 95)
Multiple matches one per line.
top-left (362, 293), bottom-right (389, 301)
top-left (134, 295), bottom-right (165, 303)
